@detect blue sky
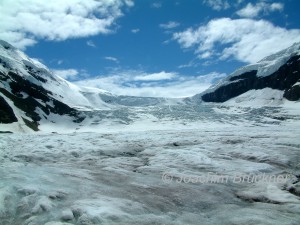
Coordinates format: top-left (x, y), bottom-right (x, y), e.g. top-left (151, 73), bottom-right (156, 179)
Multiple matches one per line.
top-left (1, 0), bottom-right (300, 97)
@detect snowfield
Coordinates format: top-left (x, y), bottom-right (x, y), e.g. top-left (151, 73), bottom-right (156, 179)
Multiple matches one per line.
top-left (1, 103), bottom-right (300, 225)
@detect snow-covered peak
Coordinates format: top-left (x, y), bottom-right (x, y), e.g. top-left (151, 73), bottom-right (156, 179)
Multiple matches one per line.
top-left (0, 40), bottom-right (16, 50)
top-left (0, 40), bottom-right (49, 77)
top-left (201, 42), bottom-right (300, 96)
top-left (258, 42), bottom-right (300, 63)
top-left (232, 42), bottom-right (300, 78)
top-left (0, 40), bottom-right (115, 109)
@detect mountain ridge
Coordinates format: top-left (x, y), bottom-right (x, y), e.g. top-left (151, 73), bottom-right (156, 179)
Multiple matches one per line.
top-left (0, 40), bottom-right (299, 132)
top-left (198, 42), bottom-right (300, 103)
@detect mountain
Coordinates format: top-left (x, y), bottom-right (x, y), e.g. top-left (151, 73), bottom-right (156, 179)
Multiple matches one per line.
top-left (1, 40), bottom-right (299, 132)
top-left (0, 40), bottom-right (179, 132)
top-left (198, 42), bottom-right (300, 103)
top-left (0, 40), bottom-right (88, 131)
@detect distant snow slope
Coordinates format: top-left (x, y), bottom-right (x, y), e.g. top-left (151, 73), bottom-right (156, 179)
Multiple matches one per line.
top-left (225, 88), bottom-right (284, 106)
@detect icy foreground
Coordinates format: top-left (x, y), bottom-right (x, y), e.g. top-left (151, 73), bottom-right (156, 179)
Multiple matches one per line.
top-left (1, 105), bottom-right (300, 225)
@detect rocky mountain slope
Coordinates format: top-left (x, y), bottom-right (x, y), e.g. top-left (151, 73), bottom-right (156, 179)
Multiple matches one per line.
top-left (0, 41), bottom-right (85, 130)
top-left (0, 40), bottom-right (174, 131)
top-left (199, 42), bottom-right (300, 103)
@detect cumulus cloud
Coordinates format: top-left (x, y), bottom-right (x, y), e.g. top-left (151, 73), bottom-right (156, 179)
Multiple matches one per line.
top-left (159, 21), bottom-right (180, 29)
top-left (173, 18), bottom-right (300, 64)
top-left (0, 0), bottom-right (133, 49)
top-left (237, 2), bottom-right (284, 18)
top-left (53, 69), bottom-right (79, 80)
top-left (270, 2), bottom-right (284, 11)
top-left (73, 70), bottom-right (226, 98)
top-left (134, 71), bottom-right (176, 81)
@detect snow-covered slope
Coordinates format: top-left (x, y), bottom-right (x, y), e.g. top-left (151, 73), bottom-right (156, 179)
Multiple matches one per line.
top-left (0, 40), bottom-right (91, 131)
top-left (0, 40), bottom-right (116, 109)
top-left (197, 42), bottom-right (300, 103)
top-left (0, 40), bottom-right (181, 131)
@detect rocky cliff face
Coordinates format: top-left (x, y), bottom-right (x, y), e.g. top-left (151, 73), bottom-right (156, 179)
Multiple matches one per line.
top-left (200, 43), bottom-right (300, 103)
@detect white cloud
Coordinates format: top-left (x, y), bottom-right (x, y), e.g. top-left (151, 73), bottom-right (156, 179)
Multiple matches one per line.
top-left (236, 3), bottom-right (261, 17)
top-left (237, 2), bottom-right (284, 18)
top-left (0, 0), bottom-right (133, 49)
top-left (53, 69), bottom-right (79, 80)
top-left (134, 71), bottom-right (176, 81)
top-left (73, 70), bottom-right (226, 98)
top-left (86, 40), bottom-right (96, 48)
top-left (270, 2), bottom-right (284, 11)
top-left (173, 18), bottom-right (300, 64)
top-left (203, 0), bottom-right (230, 11)
top-left (104, 56), bottom-right (119, 63)
top-left (159, 21), bottom-right (180, 29)
top-left (131, 28), bottom-right (140, 33)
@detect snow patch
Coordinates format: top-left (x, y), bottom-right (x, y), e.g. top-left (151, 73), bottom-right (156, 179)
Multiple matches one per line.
top-left (225, 88), bottom-right (284, 107)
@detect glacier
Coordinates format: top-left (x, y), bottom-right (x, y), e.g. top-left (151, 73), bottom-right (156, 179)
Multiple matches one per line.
top-left (1, 120), bottom-right (300, 225)
top-left (0, 40), bottom-right (300, 224)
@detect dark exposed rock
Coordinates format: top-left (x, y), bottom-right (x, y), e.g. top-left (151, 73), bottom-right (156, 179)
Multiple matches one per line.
top-left (202, 55), bottom-right (300, 102)
top-left (202, 70), bottom-right (258, 103)
top-left (0, 95), bottom-right (17, 123)
top-left (284, 82), bottom-right (300, 101)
